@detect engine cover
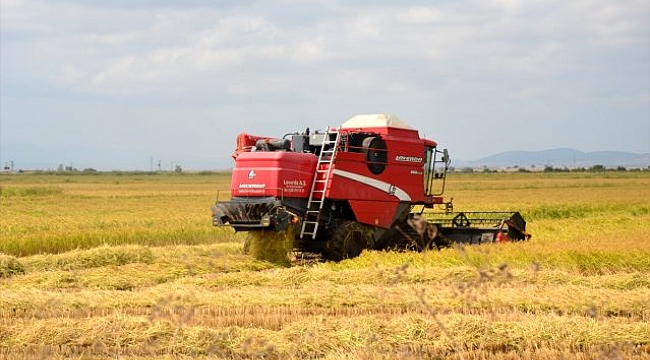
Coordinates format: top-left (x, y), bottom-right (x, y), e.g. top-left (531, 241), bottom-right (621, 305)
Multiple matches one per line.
top-left (232, 151), bottom-right (317, 198)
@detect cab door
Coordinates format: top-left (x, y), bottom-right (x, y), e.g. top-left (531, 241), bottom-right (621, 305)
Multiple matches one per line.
top-left (424, 147), bottom-right (450, 196)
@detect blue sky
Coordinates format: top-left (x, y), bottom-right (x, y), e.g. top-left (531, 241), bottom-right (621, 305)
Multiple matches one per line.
top-left (1, 0), bottom-right (649, 170)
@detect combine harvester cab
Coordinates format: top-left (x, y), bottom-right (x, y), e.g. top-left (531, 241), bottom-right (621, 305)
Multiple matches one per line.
top-left (212, 114), bottom-right (531, 260)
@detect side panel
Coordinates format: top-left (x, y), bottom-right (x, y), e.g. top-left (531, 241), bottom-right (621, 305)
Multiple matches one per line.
top-left (330, 167), bottom-right (409, 203)
top-left (325, 131), bottom-right (424, 228)
top-left (329, 129), bottom-right (429, 205)
top-left (232, 152), bottom-right (317, 198)
top-left (347, 200), bottom-right (400, 228)
top-left (324, 140), bottom-right (423, 229)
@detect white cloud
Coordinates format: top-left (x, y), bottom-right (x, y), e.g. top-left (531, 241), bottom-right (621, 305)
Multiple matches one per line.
top-left (588, 4), bottom-right (648, 46)
top-left (344, 13), bottom-right (385, 40)
top-left (290, 38), bottom-right (331, 63)
top-left (398, 7), bottom-right (442, 24)
top-left (81, 31), bottom-right (147, 46)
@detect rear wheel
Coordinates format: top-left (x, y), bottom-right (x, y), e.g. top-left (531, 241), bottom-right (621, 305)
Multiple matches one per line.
top-left (322, 221), bottom-right (371, 261)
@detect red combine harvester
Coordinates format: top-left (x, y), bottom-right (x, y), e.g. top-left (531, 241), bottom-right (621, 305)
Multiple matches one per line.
top-left (212, 114), bottom-right (530, 260)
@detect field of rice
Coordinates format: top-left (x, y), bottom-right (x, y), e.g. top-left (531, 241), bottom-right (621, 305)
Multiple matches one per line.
top-left (1, 171), bottom-right (649, 359)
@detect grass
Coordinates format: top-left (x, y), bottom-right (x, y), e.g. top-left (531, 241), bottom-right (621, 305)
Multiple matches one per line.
top-left (0, 172), bottom-right (234, 256)
top-left (1, 171), bottom-right (649, 359)
top-left (0, 185), bottom-right (63, 197)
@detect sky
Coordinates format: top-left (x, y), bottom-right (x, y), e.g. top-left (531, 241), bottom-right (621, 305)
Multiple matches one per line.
top-left (1, 0), bottom-right (649, 170)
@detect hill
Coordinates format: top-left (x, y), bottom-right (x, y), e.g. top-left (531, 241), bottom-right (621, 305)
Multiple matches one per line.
top-left (455, 148), bottom-right (650, 169)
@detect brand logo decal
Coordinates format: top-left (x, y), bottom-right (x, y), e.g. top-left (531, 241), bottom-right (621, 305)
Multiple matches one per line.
top-left (239, 183), bottom-right (266, 189)
top-left (283, 179), bottom-right (307, 193)
top-left (395, 155), bottom-right (423, 163)
top-left (248, 170), bottom-right (256, 179)
top-left (283, 179), bottom-right (307, 187)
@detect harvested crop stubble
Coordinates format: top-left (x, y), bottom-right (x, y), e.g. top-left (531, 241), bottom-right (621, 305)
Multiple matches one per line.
top-left (0, 254), bottom-right (25, 278)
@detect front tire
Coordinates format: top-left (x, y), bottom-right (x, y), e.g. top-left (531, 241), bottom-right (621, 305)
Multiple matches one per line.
top-left (322, 221), bottom-right (371, 261)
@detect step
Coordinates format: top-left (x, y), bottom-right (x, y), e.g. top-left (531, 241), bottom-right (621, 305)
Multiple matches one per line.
top-left (301, 222), bottom-right (318, 229)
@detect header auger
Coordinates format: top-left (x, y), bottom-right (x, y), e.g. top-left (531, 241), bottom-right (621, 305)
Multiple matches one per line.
top-left (212, 114), bottom-right (530, 261)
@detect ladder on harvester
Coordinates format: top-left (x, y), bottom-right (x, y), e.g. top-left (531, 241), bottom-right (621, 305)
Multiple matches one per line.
top-left (299, 127), bottom-right (341, 239)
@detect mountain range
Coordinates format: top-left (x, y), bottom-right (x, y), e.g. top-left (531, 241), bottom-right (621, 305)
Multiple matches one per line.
top-left (454, 148), bottom-right (650, 169)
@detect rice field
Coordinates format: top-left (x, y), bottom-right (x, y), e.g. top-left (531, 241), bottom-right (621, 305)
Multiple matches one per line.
top-left (1, 171), bottom-right (649, 359)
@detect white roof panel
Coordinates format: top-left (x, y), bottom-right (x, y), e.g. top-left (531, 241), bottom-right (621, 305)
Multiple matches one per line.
top-left (340, 114), bottom-right (414, 130)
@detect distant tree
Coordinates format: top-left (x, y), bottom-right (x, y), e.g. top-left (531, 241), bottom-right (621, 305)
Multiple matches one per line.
top-left (589, 164), bottom-right (605, 172)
